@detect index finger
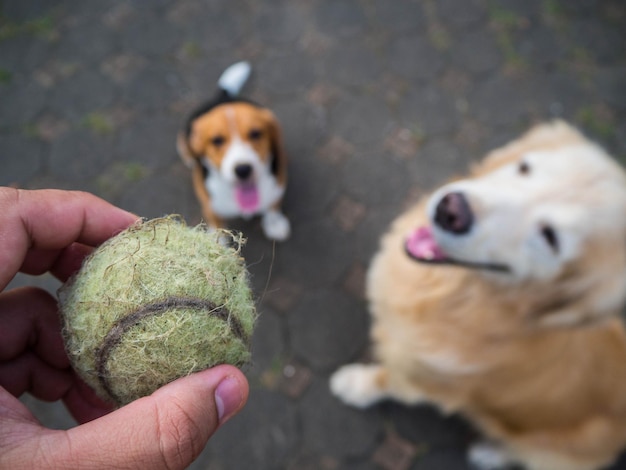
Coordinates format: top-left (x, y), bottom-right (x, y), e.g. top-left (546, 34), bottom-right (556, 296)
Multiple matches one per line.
top-left (0, 188), bottom-right (139, 290)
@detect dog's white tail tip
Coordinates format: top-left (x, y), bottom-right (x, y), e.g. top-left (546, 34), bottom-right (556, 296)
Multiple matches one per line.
top-left (218, 61), bottom-right (251, 97)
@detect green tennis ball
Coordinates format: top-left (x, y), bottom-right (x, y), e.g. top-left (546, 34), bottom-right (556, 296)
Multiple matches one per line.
top-left (58, 216), bottom-right (256, 407)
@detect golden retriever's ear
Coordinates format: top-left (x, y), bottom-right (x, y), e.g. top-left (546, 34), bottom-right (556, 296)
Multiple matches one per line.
top-left (261, 109), bottom-right (288, 184)
top-left (176, 131), bottom-right (197, 170)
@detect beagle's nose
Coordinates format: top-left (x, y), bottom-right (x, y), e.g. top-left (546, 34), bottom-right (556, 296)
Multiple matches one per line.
top-left (235, 164), bottom-right (253, 181)
top-left (434, 191), bottom-right (473, 234)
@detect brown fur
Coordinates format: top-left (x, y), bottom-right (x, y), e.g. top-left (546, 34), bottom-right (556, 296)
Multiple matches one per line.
top-left (359, 122), bottom-right (626, 469)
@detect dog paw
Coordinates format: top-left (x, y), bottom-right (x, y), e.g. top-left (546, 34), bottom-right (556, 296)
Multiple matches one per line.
top-left (329, 364), bottom-right (387, 409)
top-left (262, 210), bottom-right (291, 241)
top-left (468, 442), bottom-right (516, 470)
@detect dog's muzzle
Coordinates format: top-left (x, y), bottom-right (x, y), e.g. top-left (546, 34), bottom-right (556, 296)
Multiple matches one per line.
top-left (405, 191), bottom-right (510, 273)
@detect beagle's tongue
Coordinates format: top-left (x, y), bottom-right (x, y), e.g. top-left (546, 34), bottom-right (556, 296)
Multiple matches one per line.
top-left (236, 182), bottom-right (259, 214)
top-left (405, 226), bottom-right (446, 262)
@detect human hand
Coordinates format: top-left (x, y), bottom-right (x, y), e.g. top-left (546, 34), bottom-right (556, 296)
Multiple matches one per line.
top-left (0, 188), bottom-right (249, 469)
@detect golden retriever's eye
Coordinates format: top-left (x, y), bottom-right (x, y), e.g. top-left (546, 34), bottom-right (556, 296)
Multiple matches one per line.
top-left (248, 129), bottom-right (263, 141)
top-left (211, 135), bottom-right (225, 147)
top-left (518, 161), bottom-right (530, 175)
top-left (540, 225), bottom-right (559, 253)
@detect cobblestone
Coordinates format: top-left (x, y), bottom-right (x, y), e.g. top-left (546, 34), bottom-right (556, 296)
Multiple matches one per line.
top-left (2, 1), bottom-right (626, 468)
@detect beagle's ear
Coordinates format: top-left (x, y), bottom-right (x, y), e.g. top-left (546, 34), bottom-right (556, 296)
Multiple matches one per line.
top-left (176, 131), bottom-right (196, 169)
top-left (261, 109), bottom-right (288, 184)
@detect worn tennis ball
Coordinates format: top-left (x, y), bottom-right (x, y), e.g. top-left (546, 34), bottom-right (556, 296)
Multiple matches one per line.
top-left (58, 216), bottom-right (256, 407)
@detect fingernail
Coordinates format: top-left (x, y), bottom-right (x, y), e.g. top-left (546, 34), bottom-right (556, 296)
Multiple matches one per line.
top-left (214, 376), bottom-right (243, 423)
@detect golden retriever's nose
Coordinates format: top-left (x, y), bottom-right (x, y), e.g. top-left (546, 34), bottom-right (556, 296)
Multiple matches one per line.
top-left (235, 163), bottom-right (253, 181)
top-left (434, 192), bottom-right (473, 234)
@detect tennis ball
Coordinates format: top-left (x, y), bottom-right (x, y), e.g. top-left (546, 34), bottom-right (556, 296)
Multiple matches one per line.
top-left (58, 216), bottom-right (256, 407)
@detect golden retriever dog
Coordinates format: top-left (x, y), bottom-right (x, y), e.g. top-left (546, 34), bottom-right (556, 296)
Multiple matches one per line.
top-left (331, 121), bottom-right (626, 470)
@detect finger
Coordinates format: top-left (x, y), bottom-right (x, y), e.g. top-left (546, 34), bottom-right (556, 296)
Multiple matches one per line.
top-left (0, 352), bottom-right (73, 401)
top-left (16, 248), bottom-right (61, 276)
top-left (1, 188), bottom-right (138, 249)
top-left (0, 386), bottom-right (45, 466)
top-left (50, 243), bottom-right (95, 282)
top-left (0, 286), bottom-right (77, 402)
top-left (0, 288), bottom-right (68, 369)
top-left (0, 356), bottom-right (113, 422)
top-left (63, 376), bottom-right (114, 424)
top-left (20, 243), bottom-right (94, 282)
top-left (0, 286), bottom-right (113, 418)
top-left (42, 366), bottom-right (248, 469)
top-left (0, 384), bottom-right (40, 427)
top-left (0, 287), bottom-right (68, 369)
top-left (0, 188), bottom-right (138, 290)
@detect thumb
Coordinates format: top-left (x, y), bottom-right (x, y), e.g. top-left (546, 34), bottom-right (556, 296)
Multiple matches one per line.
top-left (45, 365), bottom-right (247, 469)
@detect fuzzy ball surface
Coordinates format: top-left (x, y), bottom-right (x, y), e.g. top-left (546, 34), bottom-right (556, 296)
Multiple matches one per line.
top-left (58, 216), bottom-right (256, 407)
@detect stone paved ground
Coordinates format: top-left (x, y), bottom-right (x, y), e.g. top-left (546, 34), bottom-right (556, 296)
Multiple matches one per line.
top-left (2, 1), bottom-right (626, 469)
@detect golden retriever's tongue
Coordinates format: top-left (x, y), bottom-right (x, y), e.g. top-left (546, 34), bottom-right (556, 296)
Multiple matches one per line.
top-left (236, 182), bottom-right (259, 214)
top-left (406, 226), bottom-right (446, 261)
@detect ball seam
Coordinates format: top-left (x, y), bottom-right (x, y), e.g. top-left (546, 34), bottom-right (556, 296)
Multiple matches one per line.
top-left (95, 296), bottom-right (245, 404)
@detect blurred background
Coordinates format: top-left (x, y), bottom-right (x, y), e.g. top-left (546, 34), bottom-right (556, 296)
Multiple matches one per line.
top-left (1, 1), bottom-right (625, 469)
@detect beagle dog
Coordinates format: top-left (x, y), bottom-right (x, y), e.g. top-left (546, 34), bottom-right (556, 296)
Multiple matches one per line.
top-left (177, 62), bottom-right (290, 241)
